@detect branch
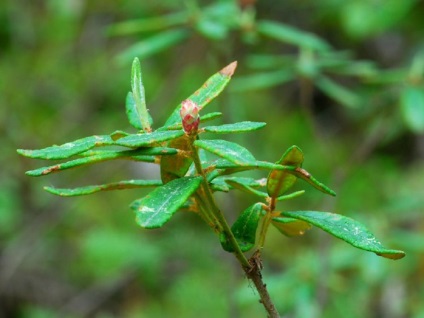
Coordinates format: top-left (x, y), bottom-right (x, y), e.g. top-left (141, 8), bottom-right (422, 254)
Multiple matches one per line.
top-left (243, 251), bottom-right (280, 318)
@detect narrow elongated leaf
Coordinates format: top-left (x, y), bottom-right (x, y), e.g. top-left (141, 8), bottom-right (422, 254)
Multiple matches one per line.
top-left (131, 176), bottom-right (203, 229)
top-left (230, 70), bottom-right (294, 92)
top-left (107, 11), bottom-right (188, 36)
top-left (315, 75), bottom-right (361, 108)
top-left (25, 148), bottom-right (176, 176)
top-left (17, 135), bottom-right (115, 160)
top-left (282, 211), bottom-right (405, 260)
top-left (267, 146), bottom-right (304, 198)
top-left (160, 135), bottom-right (193, 184)
top-left (126, 92), bottom-right (153, 130)
top-left (257, 20), bottom-right (330, 51)
top-left (203, 121), bottom-right (266, 134)
top-left (117, 29), bottom-right (189, 64)
top-left (131, 58), bottom-right (152, 132)
top-left (272, 217), bottom-right (311, 236)
top-left (290, 167), bottom-right (336, 196)
top-left (225, 179), bottom-right (268, 198)
top-left (115, 130), bottom-right (184, 148)
top-left (210, 177), bottom-right (265, 192)
top-left (163, 61), bottom-right (237, 128)
top-left (221, 203), bottom-right (264, 252)
top-left (276, 190), bottom-right (305, 201)
top-left (44, 180), bottom-right (162, 197)
top-left (194, 139), bottom-right (256, 165)
top-left (400, 86), bottom-right (424, 133)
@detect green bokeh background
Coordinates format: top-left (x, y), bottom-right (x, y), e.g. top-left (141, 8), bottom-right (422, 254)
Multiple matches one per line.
top-left (1, 1), bottom-right (424, 317)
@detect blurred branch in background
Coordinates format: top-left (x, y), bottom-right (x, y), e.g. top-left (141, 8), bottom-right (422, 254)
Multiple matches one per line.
top-left (2, 0), bottom-right (424, 317)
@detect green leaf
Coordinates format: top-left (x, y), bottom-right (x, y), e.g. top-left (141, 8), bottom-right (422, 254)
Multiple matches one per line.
top-left (276, 190), bottom-right (305, 201)
top-left (315, 75), bottom-right (361, 108)
top-left (17, 135), bottom-right (115, 160)
top-left (400, 86), bottom-right (424, 133)
top-left (211, 176), bottom-right (266, 192)
top-left (115, 130), bottom-right (184, 148)
top-left (290, 167), bottom-right (336, 196)
top-left (160, 135), bottom-right (193, 184)
top-left (126, 92), bottom-right (153, 131)
top-left (225, 179), bottom-right (268, 198)
top-left (130, 58), bottom-right (152, 132)
top-left (163, 61), bottom-right (237, 128)
top-left (203, 121), bottom-right (266, 134)
top-left (230, 70), bottom-right (294, 92)
top-left (116, 29), bottom-right (189, 64)
top-left (221, 203), bottom-right (264, 252)
top-left (107, 11), bottom-right (188, 36)
top-left (44, 180), bottom-right (162, 197)
top-left (267, 145), bottom-right (304, 198)
top-left (272, 217), bottom-right (312, 237)
top-left (282, 211), bottom-right (406, 260)
top-left (25, 148), bottom-right (176, 177)
top-left (194, 139), bottom-right (256, 165)
top-left (131, 176), bottom-right (203, 229)
top-left (257, 20), bottom-right (330, 51)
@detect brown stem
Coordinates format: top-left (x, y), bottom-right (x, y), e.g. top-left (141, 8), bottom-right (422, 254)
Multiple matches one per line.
top-left (243, 251), bottom-right (280, 318)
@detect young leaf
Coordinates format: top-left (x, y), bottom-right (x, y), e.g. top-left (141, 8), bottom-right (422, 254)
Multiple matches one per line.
top-left (203, 121), bottom-right (266, 134)
top-left (282, 211), bottom-right (406, 260)
top-left (220, 202), bottom-right (264, 252)
top-left (44, 180), bottom-right (162, 197)
top-left (290, 167), bottom-right (336, 196)
top-left (25, 148), bottom-right (176, 177)
top-left (130, 58), bottom-right (152, 132)
top-left (131, 176), bottom-right (203, 229)
top-left (163, 61), bottom-right (237, 128)
top-left (17, 135), bottom-right (116, 160)
top-left (158, 112), bottom-right (223, 131)
top-left (194, 139), bottom-right (256, 165)
top-left (126, 92), bottom-right (153, 131)
top-left (276, 190), bottom-right (305, 201)
top-left (271, 217), bottom-right (311, 236)
top-left (115, 130), bottom-right (184, 148)
top-left (267, 145), bottom-right (304, 198)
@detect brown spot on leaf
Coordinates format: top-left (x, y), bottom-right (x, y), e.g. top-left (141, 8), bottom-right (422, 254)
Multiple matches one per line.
top-left (219, 61), bottom-right (237, 77)
top-left (295, 167), bottom-right (311, 178)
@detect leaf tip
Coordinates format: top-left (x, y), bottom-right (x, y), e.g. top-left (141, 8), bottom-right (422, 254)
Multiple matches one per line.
top-left (220, 61), bottom-right (237, 77)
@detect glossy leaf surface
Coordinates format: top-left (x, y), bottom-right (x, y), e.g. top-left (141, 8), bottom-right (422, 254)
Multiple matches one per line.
top-left (282, 211), bottom-right (405, 260)
top-left (221, 203), bottom-right (264, 252)
top-left (203, 121), bottom-right (266, 134)
top-left (272, 217), bottom-right (311, 236)
top-left (17, 135), bottom-right (115, 160)
top-left (163, 61), bottom-right (237, 128)
top-left (194, 139), bottom-right (256, 165)
top-left (115, 130), bottom-right (184, 148)
top-left (131, 176), bottom-right (203, 229)
top-left (267, 145), bottom-right (304, 198)
top-left (45, 180), bottom-right (162, 197)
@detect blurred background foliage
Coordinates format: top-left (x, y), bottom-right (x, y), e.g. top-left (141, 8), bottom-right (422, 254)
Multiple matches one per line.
top-left (1, 0), bottom-right (424, 317)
